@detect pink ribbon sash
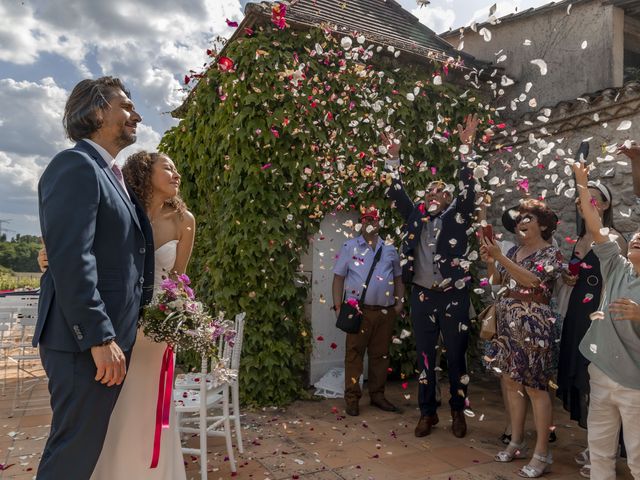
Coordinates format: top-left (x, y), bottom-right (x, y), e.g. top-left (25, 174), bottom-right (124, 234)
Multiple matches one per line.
top-left (150, 345), bottom-right (174, 468)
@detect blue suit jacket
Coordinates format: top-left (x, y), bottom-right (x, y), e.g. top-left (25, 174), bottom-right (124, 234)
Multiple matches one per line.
top-left (387, 163), bottom-right (476, 287)
top-left (34, 140), bottom-right (154, 352)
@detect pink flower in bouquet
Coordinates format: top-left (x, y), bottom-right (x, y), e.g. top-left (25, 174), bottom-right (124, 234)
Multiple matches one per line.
top-left (158, 304), bottom-right (167, 312)
top-left (184, 285), bottom-right (195, 300)
top-left (178, 274), bottom-right (191, 285)
top-left (160, 278), bottom-right (179, 298)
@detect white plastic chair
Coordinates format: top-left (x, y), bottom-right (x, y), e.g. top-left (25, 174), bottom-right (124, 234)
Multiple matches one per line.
top-left (8, 307), bottom-right (45, 413)
top-left (174, 312), bottom-right (245, 478)
top-left (0, 311), bottom-right (14, 394)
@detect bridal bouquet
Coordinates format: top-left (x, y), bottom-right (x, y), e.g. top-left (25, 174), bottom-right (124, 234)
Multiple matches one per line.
top-left (140, 274), bottom-right (235, 356)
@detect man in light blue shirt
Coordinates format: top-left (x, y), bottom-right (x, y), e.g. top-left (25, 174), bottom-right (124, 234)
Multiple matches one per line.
top-left (332, 206), bottom-right (404, 416)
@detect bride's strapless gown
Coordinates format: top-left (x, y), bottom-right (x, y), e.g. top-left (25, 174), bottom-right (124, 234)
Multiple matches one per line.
top-left (91, 240), bottom-right (186, 479)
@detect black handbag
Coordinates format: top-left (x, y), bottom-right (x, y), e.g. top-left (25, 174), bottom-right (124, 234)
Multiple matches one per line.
top-left (336, 246), bottom-right (383, 334)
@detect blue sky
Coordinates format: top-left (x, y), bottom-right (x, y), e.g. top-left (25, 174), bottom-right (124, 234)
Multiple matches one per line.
top-left (0, 0), bottom-right (551, 237)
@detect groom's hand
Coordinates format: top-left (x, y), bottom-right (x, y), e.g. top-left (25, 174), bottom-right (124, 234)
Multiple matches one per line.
top-left (91, 341), bottom-right (127, 387)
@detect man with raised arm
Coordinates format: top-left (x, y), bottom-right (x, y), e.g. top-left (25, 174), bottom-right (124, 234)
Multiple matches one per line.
top-left (383, 115), bottom-right (480, 438)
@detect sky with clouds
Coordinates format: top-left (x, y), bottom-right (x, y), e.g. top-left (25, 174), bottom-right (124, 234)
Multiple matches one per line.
top-left (0, 0), bottom-right (551, 237)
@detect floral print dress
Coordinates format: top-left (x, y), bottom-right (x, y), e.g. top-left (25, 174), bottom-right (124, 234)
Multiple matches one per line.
top-left (486, 245), bottom-right (564, 390)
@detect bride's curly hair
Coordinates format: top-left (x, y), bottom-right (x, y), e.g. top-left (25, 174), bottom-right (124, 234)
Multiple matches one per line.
top-left (122, 151), bottom-right (187, 218)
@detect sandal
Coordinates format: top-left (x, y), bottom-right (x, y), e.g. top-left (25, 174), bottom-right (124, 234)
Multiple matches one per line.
top-left (579, 464), bottom-right (590, 478)
top-left (518, 452), bottom-right (552, 478)
top-left (495, 441), bottom-right (528, 462)
top-left (574, 448), bottom-right (589, 466)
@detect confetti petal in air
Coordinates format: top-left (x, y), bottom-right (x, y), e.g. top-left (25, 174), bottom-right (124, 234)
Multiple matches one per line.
top-left (479, 27), bottom-right (492, 42)
top-left (617, 120), bottom-right (632, 131)
top-left (530, 59), bottom-right (548, 75)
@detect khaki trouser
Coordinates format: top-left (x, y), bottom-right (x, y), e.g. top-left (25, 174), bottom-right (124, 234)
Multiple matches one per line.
top-left (344, 307), bottom-right (396, 404)
top-left (588, 363), bottom-right (640, 480)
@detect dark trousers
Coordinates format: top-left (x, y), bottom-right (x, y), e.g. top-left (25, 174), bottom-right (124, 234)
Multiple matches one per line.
top-left (344, 307), bottom-right (396, 404)
top-left (37, 346), bottom-right (132, 480)
top-left (410, 286), bottom-right (470, 416)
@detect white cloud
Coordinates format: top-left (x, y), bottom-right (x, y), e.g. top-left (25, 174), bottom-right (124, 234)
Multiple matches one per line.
top-left (411, 5), bottom-right (456, 33)
top-left (0, 77), bottom-right (70, 158)
top-left (1, 0), bottom-right (242, 235)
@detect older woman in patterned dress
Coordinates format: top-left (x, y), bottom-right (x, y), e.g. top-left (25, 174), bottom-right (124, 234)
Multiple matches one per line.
top-left (480, 199), bottom-right (563, 478)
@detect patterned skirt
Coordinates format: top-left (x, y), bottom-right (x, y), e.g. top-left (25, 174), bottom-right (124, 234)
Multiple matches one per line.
top-left (485, 297), bottom-right (558, 390)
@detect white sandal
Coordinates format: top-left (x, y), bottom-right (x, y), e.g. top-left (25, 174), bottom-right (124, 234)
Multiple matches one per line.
top-left (579, 464), bottom-right (591, 478)
top-left (574, 448), bottom-right (589, 466)
top-left (495, 441), bottom-right (528, 462)
top-left (518, 452), bottom-right (553, 478)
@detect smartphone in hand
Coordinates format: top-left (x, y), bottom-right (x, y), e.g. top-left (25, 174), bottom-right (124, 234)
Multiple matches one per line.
top-left (481, 224), bottom-right (494, 240)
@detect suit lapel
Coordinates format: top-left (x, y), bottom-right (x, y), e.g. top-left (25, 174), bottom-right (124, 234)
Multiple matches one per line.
top-left (74, 141), bottom-right (142, 232)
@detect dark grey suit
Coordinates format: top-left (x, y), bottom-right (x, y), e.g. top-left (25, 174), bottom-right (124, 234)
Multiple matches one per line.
top-left (35, 140), bottom-right (154, 479)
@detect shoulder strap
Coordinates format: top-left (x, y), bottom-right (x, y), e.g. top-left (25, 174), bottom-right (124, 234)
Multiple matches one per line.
top-left (359, 245), bottom-right (384, 304)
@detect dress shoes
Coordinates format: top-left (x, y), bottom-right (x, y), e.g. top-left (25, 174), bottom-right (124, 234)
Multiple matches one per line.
top-left (415, 413), bottom-right (439, 437)
top-left (451, 409), bottom-right (467, 438)
top-left (370, 397), bottom-right (398, 412)
top-left (345, 402), bottom-right (359, 416)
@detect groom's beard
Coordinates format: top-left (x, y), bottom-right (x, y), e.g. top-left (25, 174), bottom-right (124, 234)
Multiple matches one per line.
top-left (115, 128), bottom-right (136, 150)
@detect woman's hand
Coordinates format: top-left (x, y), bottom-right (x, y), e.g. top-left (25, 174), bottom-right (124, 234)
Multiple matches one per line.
top-left (561, 269), bottom-right (578, 286)
top-left (480, 236), bottom-right (502, 263)
top-left (38, 247), bottom-right (48, 273)
top-left (609, 298), bottom-right (640, 322)
top-left (572, 161), bottom-right (589, 187)
top-left (617, 141), bottom-right (640, 161)
top-left (479, 244), bottom-right (494, 264)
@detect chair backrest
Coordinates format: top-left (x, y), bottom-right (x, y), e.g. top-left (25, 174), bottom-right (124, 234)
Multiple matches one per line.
top-left (230, 313), bottom-right (245, 371)
top-left (0, 297), bottom-right (38, 308)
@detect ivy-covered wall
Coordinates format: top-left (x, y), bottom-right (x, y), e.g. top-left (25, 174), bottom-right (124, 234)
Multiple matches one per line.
top-left (161, 23), bottom-right (493, 405)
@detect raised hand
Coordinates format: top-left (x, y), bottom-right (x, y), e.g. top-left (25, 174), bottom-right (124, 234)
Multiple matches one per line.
top-left (480, 236), bottom-right (502, 263)
top-left (457, 113), bottom-right (481, 147)
top-left (479, 244), bottom-right (494, 264)
top-left (609, 297), bottom-right (640, 322)
top-left (572, 161), bottom-right (589, 188)
top-left (380, 130), bottom-right (401, 159)
top-left (617, 141), bottom-right (640, 161)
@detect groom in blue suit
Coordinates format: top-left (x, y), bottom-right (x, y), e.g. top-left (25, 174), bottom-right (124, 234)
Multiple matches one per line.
top-left (35, 77), bottom-right (154, 479)
top-left (384, 115), bottom-right (480, 440)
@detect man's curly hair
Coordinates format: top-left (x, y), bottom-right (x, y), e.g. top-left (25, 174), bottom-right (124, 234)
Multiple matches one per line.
top-left (122, 151), bottom-right (187, 218)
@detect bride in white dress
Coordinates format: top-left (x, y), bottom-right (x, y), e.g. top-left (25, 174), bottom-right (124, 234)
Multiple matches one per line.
top-left (91, 151), bottom-right (196, 479)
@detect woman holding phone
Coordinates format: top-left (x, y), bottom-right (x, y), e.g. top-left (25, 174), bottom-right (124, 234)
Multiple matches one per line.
top-left (480, 199), bottom-right (563, 478)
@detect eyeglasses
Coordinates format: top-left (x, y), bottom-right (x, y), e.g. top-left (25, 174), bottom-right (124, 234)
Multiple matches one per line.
top-left (515, 213), bottom-right (535, 224)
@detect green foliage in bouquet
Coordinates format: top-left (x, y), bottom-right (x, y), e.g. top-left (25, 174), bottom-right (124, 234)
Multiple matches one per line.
top-left (161, 23), bottom-right (493, 405)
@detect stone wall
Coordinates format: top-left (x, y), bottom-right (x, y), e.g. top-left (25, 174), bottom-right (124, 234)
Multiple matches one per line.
top-left (441, 0), bottom-right (625, 119)
top-left (482, 83), bottom-right (640, 258)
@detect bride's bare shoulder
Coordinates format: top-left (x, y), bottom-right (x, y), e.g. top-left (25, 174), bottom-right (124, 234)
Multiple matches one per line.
top-left (177, 210), bottom-right (195, 236)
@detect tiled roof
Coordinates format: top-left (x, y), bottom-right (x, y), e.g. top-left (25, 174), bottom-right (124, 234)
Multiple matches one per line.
top-left (245, 0), bottom-right (483, 67)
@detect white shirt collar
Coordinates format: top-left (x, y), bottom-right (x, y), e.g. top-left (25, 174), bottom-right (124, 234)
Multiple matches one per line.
top-left (83, 139), bottom-right (116, 168)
